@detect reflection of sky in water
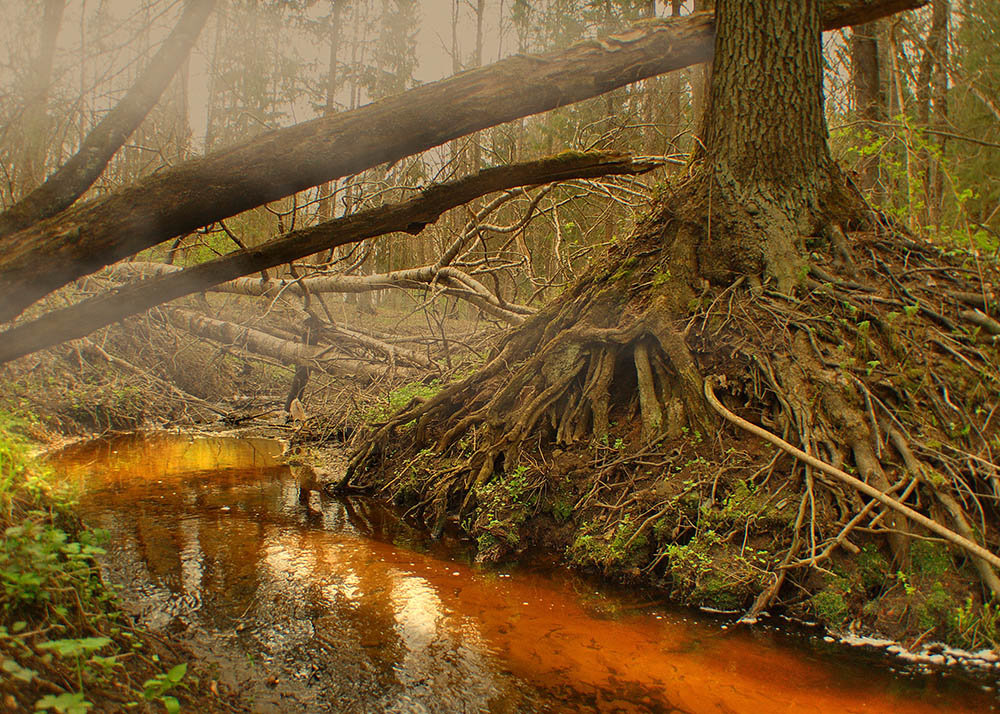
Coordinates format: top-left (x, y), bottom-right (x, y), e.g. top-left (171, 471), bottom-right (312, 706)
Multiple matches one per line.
top-left (48, 434), bottom-right (998, 714)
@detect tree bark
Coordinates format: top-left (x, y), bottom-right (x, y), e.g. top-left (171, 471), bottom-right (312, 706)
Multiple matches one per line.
top-left (690, 0), bottom-right (714, 131)
top-left (17, 0), bottom-right (65, 196)
top-left (850, 21), bottom-right (884, 193)
top-left (0, 1), bottom-right (215, 238)
top-left (0, 152), bottom-right (657, 364)
top-left (0, 0), bottom-right (927, 323)
top-left (164, 307), bottom-right (387, 381)
top-left (696, 0), bottom-right (835, 288)
top-left (105, 261), bottom-right (534, 324)
top-left (915, 0), bottom-right (949, 227)
top-left (317, 1), bottom-right (344, 222)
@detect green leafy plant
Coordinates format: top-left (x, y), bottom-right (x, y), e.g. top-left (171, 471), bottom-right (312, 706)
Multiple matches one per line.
top-left (142, 662), bottom-right (188, 714)
top-left (35, 692), bottom-right (93, 714)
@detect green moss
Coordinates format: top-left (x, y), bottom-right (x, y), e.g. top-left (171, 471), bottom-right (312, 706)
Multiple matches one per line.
top-left (917, 581), bottom-right (956, 631)
top-left (366, 379), bottom-right (443, 422)
top-left (910, 539), bottom-right (952, 578)
top-left (551, 498), bottom-right (573, 523)
top-left (857, 544), bottom-right (889, 590)
top-left (810, 590), bottom-right (850, 625)
top-left (568, 515), bottom-right (648, 569)
top-left (698, 574), bottom-right (741, 610)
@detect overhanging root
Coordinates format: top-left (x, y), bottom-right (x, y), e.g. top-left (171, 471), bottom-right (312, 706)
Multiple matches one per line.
top-left (704, 377), bottom-right (1000, 573)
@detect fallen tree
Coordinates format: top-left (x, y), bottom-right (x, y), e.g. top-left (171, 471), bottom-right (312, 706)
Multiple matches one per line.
top-left (103, 261), bottom-right (535, 325)
top-left (0, 0), bottom-right (927, 322)
top-left (163, 307), bottom-right (409, 382)
top-left (0, 151), bottom-right (657, 363)
top-left (0, 0), bottom-right (215, 238)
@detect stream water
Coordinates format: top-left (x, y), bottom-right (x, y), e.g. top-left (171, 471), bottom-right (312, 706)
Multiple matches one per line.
top-left (49, 432), bottom-right (998, 713)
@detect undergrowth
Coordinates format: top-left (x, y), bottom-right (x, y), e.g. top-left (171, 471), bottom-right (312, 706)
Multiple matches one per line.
top-left (0, 414), bottom-right (237, 713)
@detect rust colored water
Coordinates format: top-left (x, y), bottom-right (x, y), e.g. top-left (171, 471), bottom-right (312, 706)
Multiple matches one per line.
top-left (50, 433), bottom-right (997, 713)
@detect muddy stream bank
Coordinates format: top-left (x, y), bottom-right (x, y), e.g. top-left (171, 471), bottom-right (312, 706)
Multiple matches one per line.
top-left (48, 433), bottom-right (998, 713)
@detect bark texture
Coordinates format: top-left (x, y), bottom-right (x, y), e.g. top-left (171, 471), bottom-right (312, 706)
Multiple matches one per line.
top-left (695, 0), bottom-right (838, 287)
top-left (850, 21), bottom-right (883, 192)
top-left (0, 0), bottom-right (927, 323)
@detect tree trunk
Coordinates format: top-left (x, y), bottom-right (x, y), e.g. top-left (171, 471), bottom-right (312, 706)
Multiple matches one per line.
top-left (696, 0), bottom-right (837, 289)
top-left (690, 0), bottom-right (714, 131)
top-left (0, 152), bottom-right (656, 364)
top-left (17, 0), bottom-right (65, 196)
top-left (0, 0), bottom-right (215, 239)
top-left (317, 1), bottom-right (344, 222)
top-left (850, 21), bottom-right (884, 194)
top-left (165, 307), bottom-right (387, 381)
top-left (915, 0), bottom-right (949, 227)
top-left (0, 0), bottom-right (926, 324)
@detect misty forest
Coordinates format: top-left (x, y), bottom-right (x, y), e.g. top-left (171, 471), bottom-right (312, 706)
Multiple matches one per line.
top-left (2, 0), bottom-right (1000, 712)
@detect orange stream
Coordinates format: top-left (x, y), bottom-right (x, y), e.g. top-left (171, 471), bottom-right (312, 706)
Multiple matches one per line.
top-left (50, 433), bottom-right (997, 713)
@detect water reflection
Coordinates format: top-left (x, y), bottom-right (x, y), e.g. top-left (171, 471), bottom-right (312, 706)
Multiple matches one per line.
top-left (50, 433), bottom-right (997, 713)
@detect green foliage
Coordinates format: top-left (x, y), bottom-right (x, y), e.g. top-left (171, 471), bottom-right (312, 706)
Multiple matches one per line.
top-left (0, 415), bottom-right (195, 712)
top-left (551, 498), bottom-right (573, 523)
top-left (472, 464), bottom-right (538, 556)
top-left (367, 380), bottom-right (443, 423)
top-left (1, 523), bottom-right (107, 610)
top-left (950, 596), bottom-right (1000, 650)
top-left (142, 662), bottom-right (188, 714)
top-left (35, 692), bottom-right (93, 714)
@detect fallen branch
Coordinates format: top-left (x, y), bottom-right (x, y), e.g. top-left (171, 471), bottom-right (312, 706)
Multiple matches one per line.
top-left (0, 152), bottom-right (651, 363)
top-left (0, 0), bottom-right (927, 321)
top-left (704, 377), bottom-right (1000, 571)
top-left (163, 307), bottom-right (408, 383)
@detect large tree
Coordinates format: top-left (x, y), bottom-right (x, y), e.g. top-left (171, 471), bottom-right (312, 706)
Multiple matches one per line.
top-left (347, 0), bottom-right (1000, 631)
top-left (1, 0), bottom-right (996, 638)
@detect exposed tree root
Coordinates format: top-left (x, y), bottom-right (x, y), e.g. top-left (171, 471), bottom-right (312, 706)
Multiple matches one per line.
top-left (704, 378), bottom-right (1000, 572)
top-left (341, 195), bottom-right (1000, 647)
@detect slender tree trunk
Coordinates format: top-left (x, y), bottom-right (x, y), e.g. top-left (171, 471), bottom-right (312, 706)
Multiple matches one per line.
top-left (850, 20), bottom-right (884, 195)
top-left (318, 2), bottom-right (344, 223)
top-left (916, 0), bottom-right (949, 227)
top-left (19, 0), bottom-right (66, 195)
top-left (690, 0), bottom-right (714, 135)
top-left (0, 0), bottom-right (214, 238)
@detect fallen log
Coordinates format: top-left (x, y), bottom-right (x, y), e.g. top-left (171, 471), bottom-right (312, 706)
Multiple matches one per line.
top-left (0, 0), bottom-right (927, 322)
top-left (104, 261), bottom-right (535, 324)
top-left (163, 307), bottom-right (406, 383)
top-left (0, 152), bottom-right (650, 363)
